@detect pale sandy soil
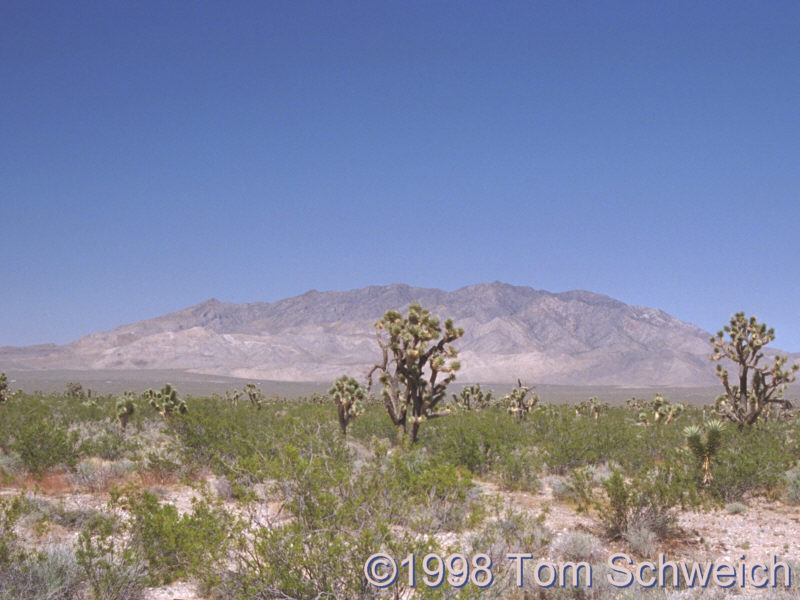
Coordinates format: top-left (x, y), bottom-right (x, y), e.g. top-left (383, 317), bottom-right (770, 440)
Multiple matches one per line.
top-left (5, 475), bottom-right (800, 599)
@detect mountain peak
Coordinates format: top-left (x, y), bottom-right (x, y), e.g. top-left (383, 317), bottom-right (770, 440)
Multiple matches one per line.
top-left (0, 282), bottom-right (720, 386)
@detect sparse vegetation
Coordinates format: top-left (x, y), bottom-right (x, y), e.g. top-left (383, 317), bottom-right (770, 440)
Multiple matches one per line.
top-left (0, 310), bottom-right (798, 598)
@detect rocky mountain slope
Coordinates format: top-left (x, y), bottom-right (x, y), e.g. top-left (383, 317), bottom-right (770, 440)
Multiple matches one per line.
top-left (0, 282), bottom-right (780, 386)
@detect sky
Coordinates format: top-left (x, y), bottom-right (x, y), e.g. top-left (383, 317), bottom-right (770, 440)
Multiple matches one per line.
top-left (2, 1), bottom-right (799, 350)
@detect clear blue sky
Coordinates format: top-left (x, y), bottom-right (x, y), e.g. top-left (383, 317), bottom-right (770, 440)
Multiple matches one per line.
top-left (2, 1), bottom-right (799, 350)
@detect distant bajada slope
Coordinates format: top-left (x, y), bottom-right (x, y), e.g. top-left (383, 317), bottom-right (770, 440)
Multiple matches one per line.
top-left (1, 281), bottom-right (789, 386)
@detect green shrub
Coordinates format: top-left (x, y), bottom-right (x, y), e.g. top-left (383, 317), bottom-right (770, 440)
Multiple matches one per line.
top-left (553, 531), bottom-right (603, 562)
top-left (709, 426), bottom-right (793, 502)
top-left (75, 512), bottom-right (147, 600)
top-left (498, 449), bottom-right (541, 493)
top-left (119, 489), bottom-right (234, 586)
top-left (786, 467), bottom-right (800, 504)
top-left (725, 502), bottom-right (747, 514)
top-left (12, 420), bottom-right (79, 475)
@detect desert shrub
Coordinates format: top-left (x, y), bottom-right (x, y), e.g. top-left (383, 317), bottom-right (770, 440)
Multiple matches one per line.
top-left (0, 544), bottom-right (83, 600)
top-left (625, 525), bottom-right (658, 557)
top-left (69, 458), bottom-right (133, 493)
top-left (348, 403), bottom-right (397, 442)
top-left (218, 420), bottom-right (480, 599)
top-left (420, 409), bottom-right (526, 477)
top-left (709, 426), bottom-right (792, 502)
top-left (531, 407), bottom-right (640, 474)
top-left (465, 510), bottom-right (551, 597)
top-left (119, 489), bottom-right (235, 586)
top-left (0, 494), bottom-right (28, 565)
top-left (24, 495), bottom-right (105, 531)
top-left (75, 513), bottom-right (147, 600)
top-left (725, 501), bottom-right (747, 514)
top-left (598, 468), bottom-right (686, 541)
top-left (12, 419), bottom-right (80, 475)
top-left (546, 474), bottom-right (571, 500)
top-left (497, 448), bottom-right (542, 492)
top-left (76, 424), bottom-right (138, 461)
top-left (785, 467), bottom-right (800, 504)
top-left (141, 451), bottom-right (183, 484)
top-left (553, 531), bottom-right (603, 562)
top-left (0, 451), bottom-right (24, 480)
top-left (564, 466), bottom-right (596, 512)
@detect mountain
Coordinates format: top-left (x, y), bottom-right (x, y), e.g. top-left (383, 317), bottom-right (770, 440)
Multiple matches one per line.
top-left (0, 282), bottom-right (768, 386)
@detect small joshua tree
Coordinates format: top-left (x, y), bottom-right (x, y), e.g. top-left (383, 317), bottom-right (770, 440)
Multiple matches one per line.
top-left (329, 375), bottom-right (366, 436)
top-left (451, 383), bottom-right (494, 412)
top-left (576, 396), bottom-right (607, 420)
top-left (243, 383), bottom-right (264, 409)
top-left (147, 384), bottom-right (187, 420)
top-left (367, 302), bottom-right (464, 445)
top-left (684, 420), bottom-right (725, 485)
top-left (503, 380), bottom-right (539, 421)
top-left (224, 389), bottom-right (242, 407)
top-left (710, 313), bottom-right (799, 428)
top-left (0, 373), bottom-right (9, 404)
top-left (116, 393), bottom-right (136, 430)
top-left (64, 381), bottom-right (85, 399)
top-left (652, 394), bottom-right (685, 425)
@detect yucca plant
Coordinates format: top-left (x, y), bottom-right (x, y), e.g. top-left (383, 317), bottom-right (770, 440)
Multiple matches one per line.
top-left (504, 379), bottom-right (539, 421)
top-left (147, 384), bottom-right (187, 421)
top-left (367, 302), bottom-right (463, 444)
top-left (116, 393), bottom-right (136, 429)
top-left (329, 375), bottom-right (366, 436)
top-left (684, 420), bottom-right (725, 485)
top-left (0, 372), bottom-right (8, 404)
top-left (451, 383), bottom-right (494, 412)
top-left (710, 313), bottom-right (798, 428)
top-left (652, 394), bottom-right (685, 425)
top-left (224, 389), bottom-right (242, 407)
top-left (575, 396), bottom-right (607, 420)
top-left (243, 383), bottom-right (264, 409)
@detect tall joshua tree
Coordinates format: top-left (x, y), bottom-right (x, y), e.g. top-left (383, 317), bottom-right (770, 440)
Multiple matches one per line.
top-left (368, 302), bottom-right (463, 445)
top-left (710, 313), bottom-right (798, 428)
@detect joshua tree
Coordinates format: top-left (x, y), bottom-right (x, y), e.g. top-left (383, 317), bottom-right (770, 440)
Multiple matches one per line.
top-left (710, 313), bottom-right (798, 428)
top-left (329, 375), bottom-right (366, 436)
top-left (503, 380), bottom-right (539, 421)
top-left (224, 389), bottom-right (242, 407)
top-left (652, 394), bottom-right (685, 425)
top-left (146, 384), bottom-right (187, 420)
top-left (64, 381), bottom-right (85, 399)
top-left (243, 383), bottom-right (264, 409)
top-left (116, 393), bottom-right (136, 430)
top-left (367, 302), bottom-right (463, 445)
top-left (0, 373), bottom-right (8, 404)
top-left (451, 383), bottom-right (494, 412)
top-left (576, 396), bottom-right (607, 420)
top-left (684, 420), bottom-right (725, 485)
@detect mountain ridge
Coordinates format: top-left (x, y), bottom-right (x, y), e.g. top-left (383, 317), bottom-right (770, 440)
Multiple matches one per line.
top-left (1, 282), bottom-right (792, 386)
